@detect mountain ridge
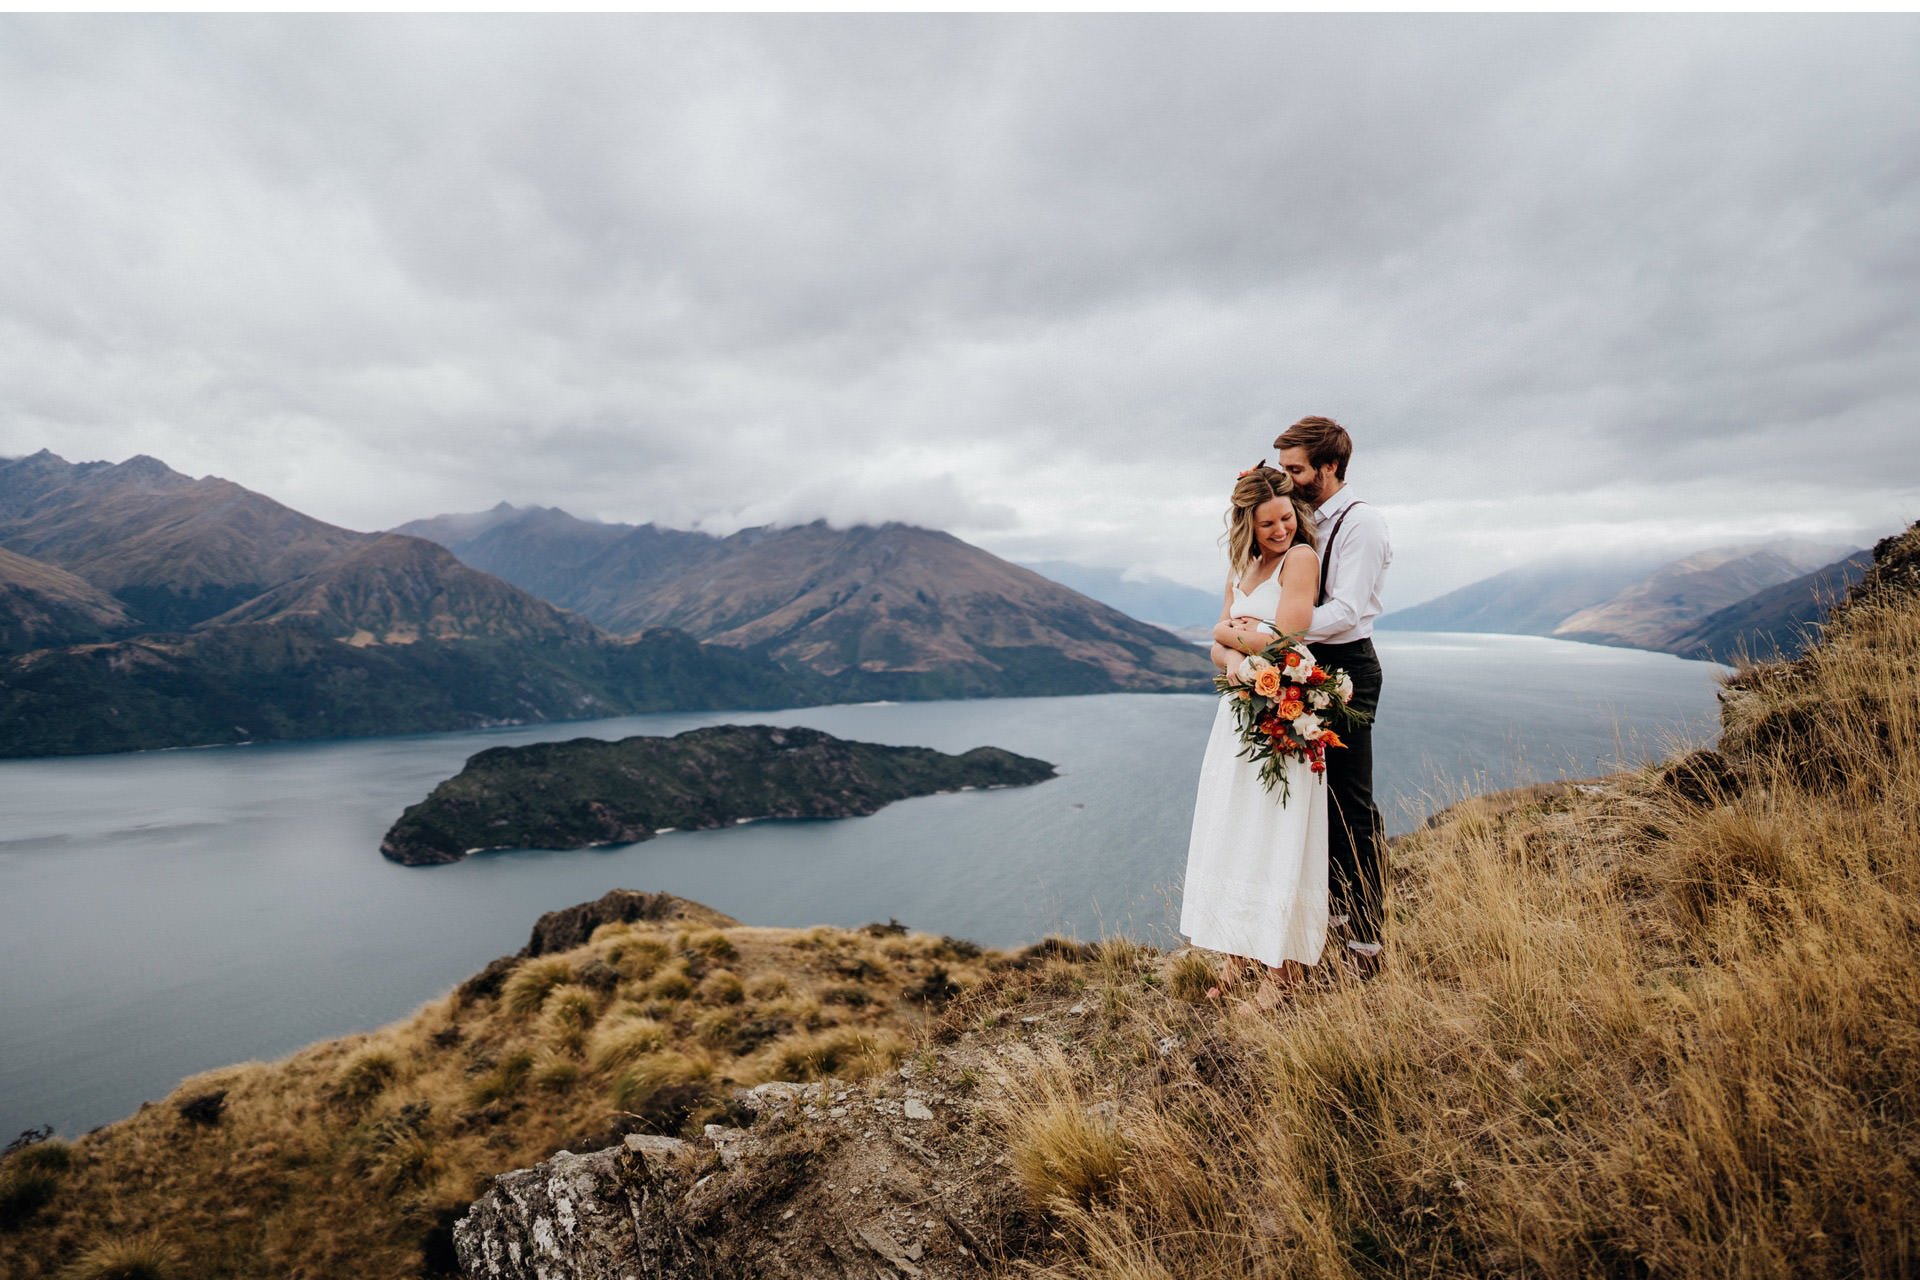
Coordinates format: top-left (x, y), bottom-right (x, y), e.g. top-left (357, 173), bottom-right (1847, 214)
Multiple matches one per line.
top-left (1381, 539), bottom-right (1865, 660)
top-left (397, 505), bottom-right (1212, 698)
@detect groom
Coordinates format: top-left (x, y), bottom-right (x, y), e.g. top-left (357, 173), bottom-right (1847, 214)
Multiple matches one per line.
top-left (1275, 416), bottom-right (1393, 976)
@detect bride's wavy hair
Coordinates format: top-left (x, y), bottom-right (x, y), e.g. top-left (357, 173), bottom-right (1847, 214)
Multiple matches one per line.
top-left (1222, 465), bottom-right (1318, 577)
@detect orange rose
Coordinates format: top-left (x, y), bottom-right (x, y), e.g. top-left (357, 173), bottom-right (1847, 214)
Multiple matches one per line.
top-left (1277, 696), bottom-right (1303, 721)
top-left (1253, 667), bottom-right (1283, 698)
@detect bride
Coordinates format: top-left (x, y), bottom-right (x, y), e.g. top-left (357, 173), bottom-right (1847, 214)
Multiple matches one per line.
top-left (1180, 464), bottom-right (1328, 1004)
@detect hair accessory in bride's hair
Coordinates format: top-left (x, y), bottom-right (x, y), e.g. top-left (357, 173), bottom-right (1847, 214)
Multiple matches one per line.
top-left (1238, 458), bottom-right (1269, 478)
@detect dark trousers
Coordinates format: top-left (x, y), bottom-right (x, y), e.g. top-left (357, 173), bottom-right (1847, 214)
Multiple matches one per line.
top-left (1314, 637), bottom-right (1385, 944)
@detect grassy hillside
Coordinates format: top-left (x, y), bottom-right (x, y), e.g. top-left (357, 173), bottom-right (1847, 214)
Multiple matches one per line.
top-left (0, 898), bottom-right (1006, 1277)
top-left (975, 523), bottom-right (1920, 1277)
top-left (5, 524), bottom-right (1915, 1278)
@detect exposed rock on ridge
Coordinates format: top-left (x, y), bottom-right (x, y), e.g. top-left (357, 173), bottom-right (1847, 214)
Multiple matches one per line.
top-left (453, 1036), bottom-right (1039, 1278)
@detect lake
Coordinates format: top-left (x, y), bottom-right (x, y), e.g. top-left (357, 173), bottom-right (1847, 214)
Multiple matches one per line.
top-left (0, 632), bottom-right (1725, 1139)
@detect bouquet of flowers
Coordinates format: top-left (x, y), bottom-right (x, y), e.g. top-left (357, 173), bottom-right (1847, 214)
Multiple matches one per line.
top-left (1214, 633), bottom-right (1369, 801)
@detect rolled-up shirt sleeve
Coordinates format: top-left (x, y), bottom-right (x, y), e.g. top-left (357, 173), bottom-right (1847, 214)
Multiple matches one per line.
top-left (1306, 505), bottom-right (1392, 643)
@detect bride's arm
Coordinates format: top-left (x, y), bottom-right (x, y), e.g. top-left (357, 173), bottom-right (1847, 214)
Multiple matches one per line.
top-left (1211, 578), bottom-right (1242, 674)
top-left (1271, 546), bottom-right (1318, 635)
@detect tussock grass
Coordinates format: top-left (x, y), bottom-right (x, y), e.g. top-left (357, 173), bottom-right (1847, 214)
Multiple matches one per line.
top-left (1163, 950), bottom-right (1217, 1004)
top-left (991, 1047), bottom-right (1130, 1211)
top-left (696, 969), bottom-right (745, 1004)
top-left (645, 962), bottom-right (695, 1001)
top-left (529, 1051), bottom-right (581, 1093)
top-left (745, 971), bottom-right (789, 1000)
top-left (752, 1027), bottom-right (908, 1083)
top-left (465, 1050), bottom-right (535, 1107)
top-left (329, 1048), bottom-right (398, 1109)
top-left (607, 934), bottom-right (670, 981)
top-left (610, 1051), bottom-right (716, 1131)
top-left (586, 1016), bottom-right (669, 1071)
top-left (501, 957), bottom-right (574, 1016)
top-left (681, 929), bottom-right (737, 962)
top-left (55, 1232), bottom-right (183, 1280)
top-left (0, 1167), bottom-right (60, 1229)
top-left (7, 1142), bottom-right (73, 1176)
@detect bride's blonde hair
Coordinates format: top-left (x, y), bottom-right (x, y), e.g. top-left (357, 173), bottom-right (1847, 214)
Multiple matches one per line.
top-left (1223, 465), bottom-right (1318, 577)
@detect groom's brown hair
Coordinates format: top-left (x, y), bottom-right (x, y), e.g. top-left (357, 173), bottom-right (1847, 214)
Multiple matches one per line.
top-left (1273, 416), bottom-right (1353, 480)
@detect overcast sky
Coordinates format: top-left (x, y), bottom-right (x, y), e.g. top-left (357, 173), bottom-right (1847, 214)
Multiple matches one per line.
top-left (2, 15), bottom-right (1916, 606)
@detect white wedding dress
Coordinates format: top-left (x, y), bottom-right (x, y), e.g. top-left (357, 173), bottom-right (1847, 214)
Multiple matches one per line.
top-left (1179, 561), bottom-right (1330, 968)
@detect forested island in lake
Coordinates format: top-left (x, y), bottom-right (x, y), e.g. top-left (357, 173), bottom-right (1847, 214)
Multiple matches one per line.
top-left (379, 723), bottom-right (1057, 865)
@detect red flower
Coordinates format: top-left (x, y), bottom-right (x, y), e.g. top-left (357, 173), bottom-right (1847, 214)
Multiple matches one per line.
top-left (1306, 667), bottom-right (1328, 686)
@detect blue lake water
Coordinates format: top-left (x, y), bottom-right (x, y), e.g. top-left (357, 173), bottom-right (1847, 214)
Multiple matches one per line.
top-left (0, 632), bottom-right (1726, 1139)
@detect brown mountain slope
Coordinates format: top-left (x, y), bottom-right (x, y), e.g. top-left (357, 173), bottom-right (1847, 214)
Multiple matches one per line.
top-left (0, 545), bottom-right (136, 652)
top-left (203, 533), bottom-right (600, 646)
top-left (1551, 545), bottom-right (1835, 651)
top-left (604, 521), bottom-right (1211, 694)
top-left (399, 507), bottom-right (1212, 697)
top-left (0, 451), bottom-right (368, 628)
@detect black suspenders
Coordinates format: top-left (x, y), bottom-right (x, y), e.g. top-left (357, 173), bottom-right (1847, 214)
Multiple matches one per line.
top-left (1315, 501), bottom-right (1366, 607)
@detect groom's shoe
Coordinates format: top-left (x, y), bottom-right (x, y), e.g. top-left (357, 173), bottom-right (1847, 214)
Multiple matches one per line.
top-left (1344, 940), bottom-right (1384, 983)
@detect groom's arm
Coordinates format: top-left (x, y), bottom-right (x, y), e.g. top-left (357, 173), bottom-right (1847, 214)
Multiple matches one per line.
top-left (1305, 506), bottom-right (1392, 642)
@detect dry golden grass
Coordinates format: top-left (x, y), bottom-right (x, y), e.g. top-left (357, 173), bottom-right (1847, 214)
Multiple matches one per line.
top-left (983, 536), bottom-right (1920, 1279)
top-left (0, 917), bottom-right (999, 1278)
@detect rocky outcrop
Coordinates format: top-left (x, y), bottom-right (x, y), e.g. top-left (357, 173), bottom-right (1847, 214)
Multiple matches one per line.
top-left (380, 724), bottom-right (1056, 866)
top-left (454, 1070), bottom-right (1030, 1279)
top-left (520, 890), bottom-right (740, 958)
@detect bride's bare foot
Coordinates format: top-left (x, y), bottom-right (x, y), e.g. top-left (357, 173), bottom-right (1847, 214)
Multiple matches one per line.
top-left (1216, 955), bottom-right (1254, 991)
top-left (1251, 961), bottom-right (1308, 1011)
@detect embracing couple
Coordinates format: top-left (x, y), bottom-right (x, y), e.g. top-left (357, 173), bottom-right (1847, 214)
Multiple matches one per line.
top-left (1180, 415), bottom-right (1392, 1008)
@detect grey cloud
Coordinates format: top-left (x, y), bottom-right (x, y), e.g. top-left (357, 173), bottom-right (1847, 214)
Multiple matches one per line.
top-left (1, 15), bottom-right (1915, 603)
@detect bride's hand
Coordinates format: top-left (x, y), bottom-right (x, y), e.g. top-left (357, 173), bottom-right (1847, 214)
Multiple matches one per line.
top-left (1225, 619), bottom-right (1267, 654)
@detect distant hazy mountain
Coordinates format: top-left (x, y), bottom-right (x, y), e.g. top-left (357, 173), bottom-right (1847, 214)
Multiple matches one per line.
top-left (0, 449), bottom-right (367, 629)
top-left (0, 545), bottom-right (137, 652)
top-left (1019, 560), bottom-right (1223, 631)
top-left (401, 509), bottom-right (1212, 698)
top-left (1667, 549), bottom-right (1873, 663)
top-left (1552, 544), bottom-right (1852, 651)
top-left (1378, 557), bottom-right (1667, 636)
top-left (394, 503), bottom-right (643, 608)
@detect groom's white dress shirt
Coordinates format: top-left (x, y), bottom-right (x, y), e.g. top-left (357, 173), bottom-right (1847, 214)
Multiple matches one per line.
top-left (1305, 486), bottom-right (1392, 645)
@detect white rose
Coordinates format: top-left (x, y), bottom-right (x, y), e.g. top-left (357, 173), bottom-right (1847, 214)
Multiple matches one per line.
top-left (1243, 652), bottom-right (1274, 673)
top-left (1308, 690), bottom-right (1331, 710)
top-left (1335, 672), bottom-right (1355, 701)
top-left (1294, 713), bottom-right (1324, 741)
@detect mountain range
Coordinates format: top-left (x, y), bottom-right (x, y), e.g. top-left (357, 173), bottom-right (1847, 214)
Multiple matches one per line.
top-left (0, 452), bottom-right (1208, 758)
top-left (1380, 539), bottom-right (1869, 662)
top-left (395, 503), bottom-right (1208, 700)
